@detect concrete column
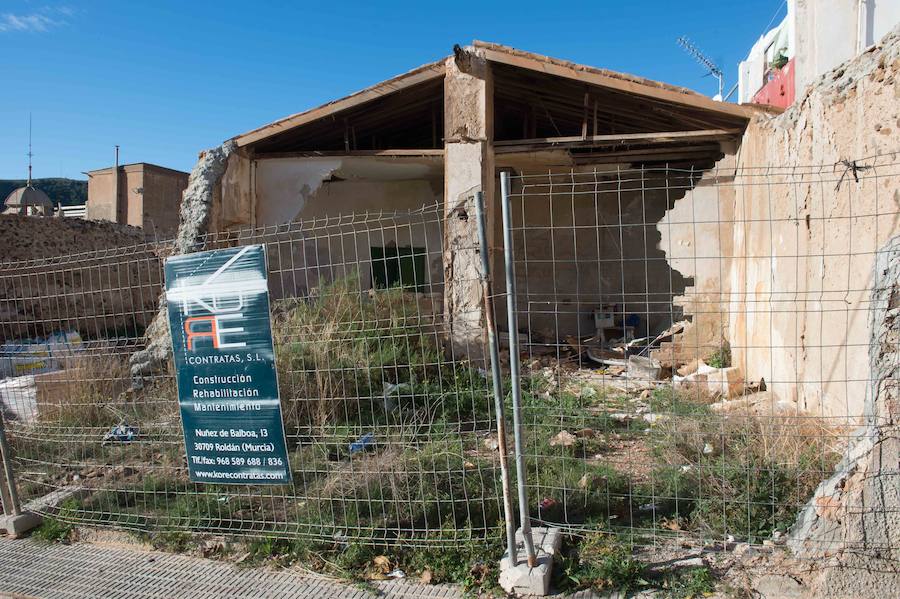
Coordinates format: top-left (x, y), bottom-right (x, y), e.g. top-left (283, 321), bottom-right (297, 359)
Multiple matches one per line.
top-left (443, 48), bottom-right (494, 360)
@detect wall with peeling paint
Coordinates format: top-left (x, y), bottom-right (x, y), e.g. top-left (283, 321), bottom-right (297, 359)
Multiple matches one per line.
top-left (727, 26), bottom-right (900, 420)
top-left (247, 156), bottom-right (444, 296)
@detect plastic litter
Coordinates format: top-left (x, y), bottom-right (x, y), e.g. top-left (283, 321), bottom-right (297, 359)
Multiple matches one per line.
top-left (381, 382), bottom-right (408, 412)
top-left (387, 569), bottom-right (406, 579)
top-left (103, 422), bottom-right (137, 444)
top-left (349, 432), bottom-right (375, 454)
top-left (0, 330), bottom-right (82, 378)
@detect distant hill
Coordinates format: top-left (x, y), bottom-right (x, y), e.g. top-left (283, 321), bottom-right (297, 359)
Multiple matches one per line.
top-left (0, 178), bottom-right (87, 208)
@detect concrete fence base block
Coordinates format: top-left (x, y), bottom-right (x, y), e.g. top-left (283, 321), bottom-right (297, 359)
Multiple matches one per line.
top-left (499, 527), bottom-right (561, 596)
top-left (0, 512), bottom-right (42, 538)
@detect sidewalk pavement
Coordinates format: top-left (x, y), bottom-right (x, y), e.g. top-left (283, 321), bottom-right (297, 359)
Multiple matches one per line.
top-left (0, 537), bottom-right (464, 599)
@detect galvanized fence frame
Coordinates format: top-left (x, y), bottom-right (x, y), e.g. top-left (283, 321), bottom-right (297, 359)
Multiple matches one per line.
top-left (0, 201), bottom-right (515, 550)
top-left (0, 153), bottom-right (897, 563)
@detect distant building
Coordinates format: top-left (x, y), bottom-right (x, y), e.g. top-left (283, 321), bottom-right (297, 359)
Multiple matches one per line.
top-left (85, 163), bottom-right (189, 237)
top-left (2, 184), bottom-right (54, 217)
top-left (3, 139), bottom-right (55, 216)
top-left (738, 0), bottom-right (900, 108)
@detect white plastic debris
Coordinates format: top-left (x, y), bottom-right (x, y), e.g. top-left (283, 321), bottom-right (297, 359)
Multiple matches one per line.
top-left (0, 375), bottom-right (37, 422)
top-left (0, 330), bottom-right (82, 378)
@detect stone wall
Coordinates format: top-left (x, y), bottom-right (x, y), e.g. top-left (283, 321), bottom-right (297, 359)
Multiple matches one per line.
top-left (0, 215), bottom-right (163, 342)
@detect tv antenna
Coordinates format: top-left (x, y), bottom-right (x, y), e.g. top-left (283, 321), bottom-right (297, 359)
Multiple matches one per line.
top-left (27, 113), bottom-right (34, 185)
top-left (677, 36), bottom-right (724, 100)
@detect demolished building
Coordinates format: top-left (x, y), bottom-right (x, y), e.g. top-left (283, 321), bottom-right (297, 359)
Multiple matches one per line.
top-left (174, 41), bottom-right (756, 380)
top-left (161, 36), bottom-right (899, 423)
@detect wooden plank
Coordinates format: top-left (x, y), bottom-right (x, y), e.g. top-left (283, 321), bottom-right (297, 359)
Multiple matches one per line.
top-left (475, 42), bottom-right (755, 121)
top-left (253, 149), bottom-right (445, 160)
top-left (234, 61), bottom-right (446, 148)
top-left (572, 148), bottom-right (722, 165)
top-left (581, 91), bottom-right (589, 139)
top-left (494, 129), bottom-right (740, 153)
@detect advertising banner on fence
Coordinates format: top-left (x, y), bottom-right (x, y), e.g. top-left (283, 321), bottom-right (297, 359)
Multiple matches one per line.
top-left (165, 244), bottom-right (291, 485)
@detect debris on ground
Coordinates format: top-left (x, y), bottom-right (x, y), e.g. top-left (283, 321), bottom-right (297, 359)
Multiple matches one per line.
top-left (102, 422), bottom-right (137, 444)
top-left (0, 330), bottom-right (82, 378)
top-left (710, 391), bottom-right (799, 415)
top-left (0, 374), bottom-right (36, 423)
top-left (380, 382), bottom-right (408, 412)
top-left (549, 430), bottom-right (577, 447)
top-left (627, 355), bottom-right (661, 380)
top-left (706, 365), bottom-right (744, 398)
top-left (348, 432), bottom-right (375, 454)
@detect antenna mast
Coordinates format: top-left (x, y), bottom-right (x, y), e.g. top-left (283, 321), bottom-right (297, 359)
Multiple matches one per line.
top-left (677, 36), bottom-right (724, 100)
top-left (27, 114), bottom-right (33, 186)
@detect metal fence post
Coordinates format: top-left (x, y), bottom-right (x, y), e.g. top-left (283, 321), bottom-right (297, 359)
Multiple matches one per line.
top-left (500, 171), bottom-right (537, 567)
top-left (474, 191), bottom-right (517, 565)
top-left (0, 413), bottom-right (22, 517)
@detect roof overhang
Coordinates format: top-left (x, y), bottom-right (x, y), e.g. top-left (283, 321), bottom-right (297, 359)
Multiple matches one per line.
top-left (232, 41), bottom-right (757, 151)
top-left (234, 60), bottom-right (446, 148)
top-left (473, 41), bottom-right (755, 122)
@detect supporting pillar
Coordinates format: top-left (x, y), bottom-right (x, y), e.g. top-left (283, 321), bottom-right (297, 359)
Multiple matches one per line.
top-left (443, 46), bottom-right (494, 360)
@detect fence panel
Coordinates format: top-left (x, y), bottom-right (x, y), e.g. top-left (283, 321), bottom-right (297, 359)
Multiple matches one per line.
top-left (1, 153), bottom-right (898, 558)
top-left (496, 156), bottom-right (900, 552)
top-left (0, 203), bottom-right (505, 547)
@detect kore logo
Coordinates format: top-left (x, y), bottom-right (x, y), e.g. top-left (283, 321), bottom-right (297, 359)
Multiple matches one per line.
top-left (166, 246), bottom-right (269, 352)
top-left (184, 313), bottom-right (245, 351)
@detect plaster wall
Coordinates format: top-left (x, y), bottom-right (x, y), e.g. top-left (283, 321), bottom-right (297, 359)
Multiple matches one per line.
top-left (123, 170), bottom-right (145, 229)
top-left (141, 168), bottom-right (188, 237)
top-left (218, 152), bottom-right (253, 230)
top-left (249, 156), bottom-right (444, 300)
top-left (86, 166), bottom-right (187, 237)
top-left (794, 0), bottom-right (900, 93)
top-left (657, 147), bottom-right (737, 363)
top-left (728, 25), bottom-right (900, 419)
top-left (85, 170), bottom-right (119, 223)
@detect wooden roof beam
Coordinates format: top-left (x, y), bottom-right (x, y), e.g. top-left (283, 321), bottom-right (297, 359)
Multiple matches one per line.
top-left (474, 42), bottom-right (754, 122)
top-left (494, 129), bottom-right (741, 153)
top-left (235, 60), bottom-right (446, 148)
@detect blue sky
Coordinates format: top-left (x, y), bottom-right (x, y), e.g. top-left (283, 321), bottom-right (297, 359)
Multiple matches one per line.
top-left (0, 1), bottom-right (785, 180)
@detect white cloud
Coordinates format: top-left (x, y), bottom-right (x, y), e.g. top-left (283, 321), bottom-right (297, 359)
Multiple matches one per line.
top-left (0, 6), bottom-right (73, 33)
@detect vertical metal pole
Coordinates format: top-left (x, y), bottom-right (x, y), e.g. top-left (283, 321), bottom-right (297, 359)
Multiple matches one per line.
top-left (0, 414), bottom-right (22, 516)
top-left (474, 191), bottom-right (517, 566)
top-left (113, 145), bottom-right (121, 224)
top-left (500, 171), bottom-right (537, 567)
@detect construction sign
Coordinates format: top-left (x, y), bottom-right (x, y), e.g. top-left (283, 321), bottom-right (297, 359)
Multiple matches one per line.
top-left (165, 244), bottom-right (291, 485)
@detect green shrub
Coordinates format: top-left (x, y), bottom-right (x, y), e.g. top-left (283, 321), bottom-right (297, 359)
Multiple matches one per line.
top-left (705, 343), bottom-right (731, 369)
top-left (32, 516), bottom-right (74, 543)
top-left (658, 566), bottom-right (716, 599)
top-left (554, 533), bottom-right (645, 593)
top-left (648, 399), bottom-right (841, 542)
top-left (31, 498), bottom-right (81, 542)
